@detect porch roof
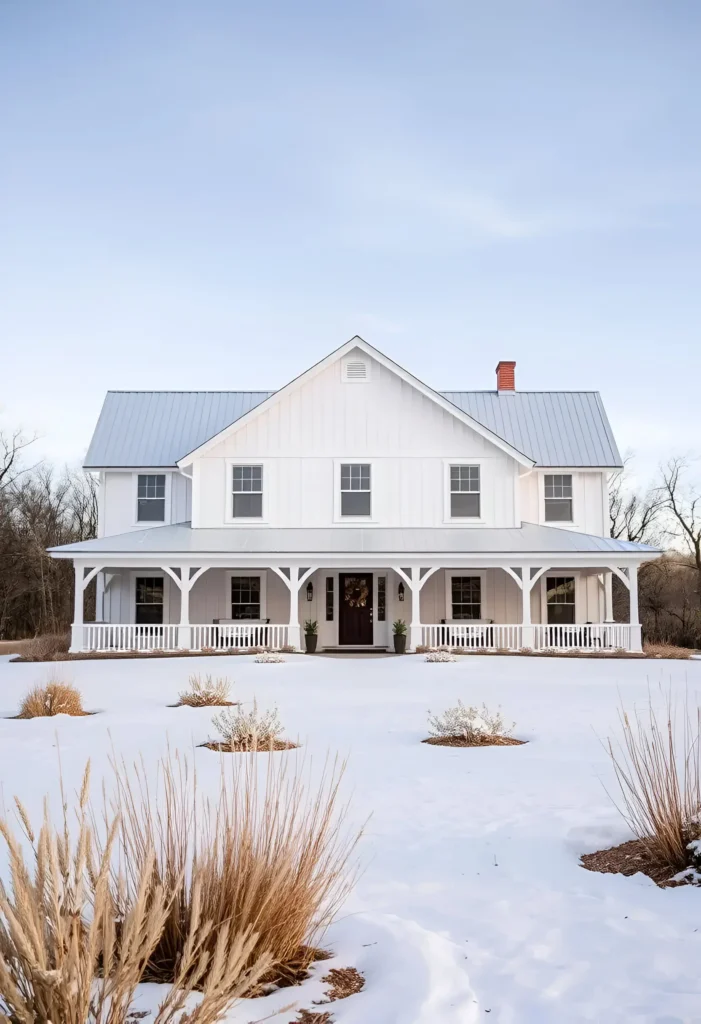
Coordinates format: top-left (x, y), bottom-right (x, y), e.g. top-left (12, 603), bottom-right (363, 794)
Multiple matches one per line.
top-left (49, 522), bottom-right (659, 559)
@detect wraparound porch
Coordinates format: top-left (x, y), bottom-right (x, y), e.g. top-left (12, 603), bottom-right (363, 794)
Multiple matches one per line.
top-left (64, 557), bottom-right (647, 654)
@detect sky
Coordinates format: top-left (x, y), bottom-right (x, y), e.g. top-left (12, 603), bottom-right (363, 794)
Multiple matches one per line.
top-left (1, 1), bottom-right (700, 481)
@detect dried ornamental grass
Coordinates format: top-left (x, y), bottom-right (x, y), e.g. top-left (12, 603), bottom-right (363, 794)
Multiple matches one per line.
top-left (101, 748), bottom-right (361, 994)
top-left (0, 763), bottom-right (270, 1024)
top-left (177, 674), bottom-right (235, 707)
top-left (210, 700), bottom-right (291, 751)
top-left (17, 677), bottom-right (87, 717)
top-left (604, 690), bottom-right (701, 870)
top-left (427, 700), bottom-right (516, 743)
top-left (20, 632), bottom-right (71, 662)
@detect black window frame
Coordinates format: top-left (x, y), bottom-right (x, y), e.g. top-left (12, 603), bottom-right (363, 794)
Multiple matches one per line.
top-left (377, 576), bottom-right (386, 621)
top-left (450, 575), bottom-right (482, 620)
top-left (325, 577), bottom-right (334, 621)
top-left (134, 576), bottom-right (165, 624)
top-left (545, 575), bottom-right (576, 625)
top-left (230, 575), bottom-right (262, 620)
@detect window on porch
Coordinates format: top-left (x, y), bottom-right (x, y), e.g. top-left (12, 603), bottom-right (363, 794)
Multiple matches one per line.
top-left (231, 576), bottom-right (262, 619)
top-left (450, 576), bottom-right (482, 619)
top-left (135, 577), bottom-right (164, 624)
top-left (545, 576), bottom-right (576, 624)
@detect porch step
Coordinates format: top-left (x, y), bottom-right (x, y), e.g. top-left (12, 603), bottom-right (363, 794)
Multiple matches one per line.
top-left (320, 646), bottom-right (390, 655)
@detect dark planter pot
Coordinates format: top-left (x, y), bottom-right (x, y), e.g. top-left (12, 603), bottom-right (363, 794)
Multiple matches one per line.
top-left (393, 633), bottom-right (407, 654)
top-left (305, 634), bottom-right (318, 653)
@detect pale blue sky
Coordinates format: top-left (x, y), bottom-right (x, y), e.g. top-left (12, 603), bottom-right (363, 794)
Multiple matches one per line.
top-left (1, 1), bottom-right (699, 478)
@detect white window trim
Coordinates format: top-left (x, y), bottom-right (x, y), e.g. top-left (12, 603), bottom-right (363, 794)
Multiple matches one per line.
top-left (129, 570), bottom-right (171, 624)
top-left (224, 458), bottom-right (268, 525)
top-left (539, 571), bottom-right (582, 625)
top-left (132, 471), bottom-right (171, 527)
top-left (333, 459), bottom-right (376, 524)
top-left (539, 471), bottom-right (578, 529)
top-left (224, 571), bottom-right (268, 621)
top-left (443, 459), bottom-right (486, 525)
top-left (444, 570), bottom-right (488, 622)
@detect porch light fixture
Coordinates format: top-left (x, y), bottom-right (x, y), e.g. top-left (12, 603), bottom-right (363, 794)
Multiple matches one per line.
top-left (398, 582), bottom-right (405, 601)
top-left (306, 581), bottom-right (314, 602)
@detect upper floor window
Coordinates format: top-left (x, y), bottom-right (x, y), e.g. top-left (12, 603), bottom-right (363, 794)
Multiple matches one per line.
top-left (340, 463), bottom-right (371, 516)
top-left (450, 465), bottom-right (480, 518)
top-left (232, 465), bottom-right (263, 518)
top-left (137, 474), bottom-right (166, 522)
top-left (544, 474), bottom-right (573, 522)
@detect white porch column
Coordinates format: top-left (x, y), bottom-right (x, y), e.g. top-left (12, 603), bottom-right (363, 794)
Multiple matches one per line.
top-left (628, 564), bottom-right (642, 652)
top-left (270, 566), bottom-right (316, 650)
top-left (162, 565), bottom-right (210, 649)
top-left (604, 571), bottom-right (614, 623)
top-left (391, 566), bottom-right (439, 651)
top-left (520, 566), bottom-right (535, 649)
top-left (71, 562), bottom-right (85, 652)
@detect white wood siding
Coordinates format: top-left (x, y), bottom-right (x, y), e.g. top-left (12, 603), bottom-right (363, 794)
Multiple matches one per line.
top-left (192, 351), bottom-right (519, 529)
top-left (100, 471), bottom-right (191, 538)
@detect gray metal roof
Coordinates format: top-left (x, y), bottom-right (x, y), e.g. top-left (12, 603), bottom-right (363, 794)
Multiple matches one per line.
top-left (49, 522), bottom-right (657, 557)
top-left (84, 389), bottom-right (622, 469)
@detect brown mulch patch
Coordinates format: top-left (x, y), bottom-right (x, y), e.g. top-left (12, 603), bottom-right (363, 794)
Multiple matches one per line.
top-left (201, 739), bottom-right (300, 753)
top-left (10, 709), bottom-right (98, 720)
top-left (319, 966), bottom-right (365, 1002)
top-left (12, 649), bottom-right (268, 664)
top-left (580, 838), bottom-right (692, 888)
top-left (294, 1012), bottom-right (333, 1024)
top-left (169, 700), bottom-right (240, 708)
top-left (422, 734), bottom-right (525, 748)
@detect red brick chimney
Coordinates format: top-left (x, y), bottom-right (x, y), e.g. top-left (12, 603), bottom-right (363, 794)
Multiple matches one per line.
top-left (496, 360), bottom-right (516, 392)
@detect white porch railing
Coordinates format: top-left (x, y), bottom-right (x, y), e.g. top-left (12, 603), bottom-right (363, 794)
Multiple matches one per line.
top-left (81, 623), bottom-right (290, 652)
top-left (190, 624), bottom-right (289, 650)
top-left (421, 624), bottom-right (523, 650)
top-left (83, 624), bottom-right (181, 652)
top-left (531, 623), bottom-right (632, 651)
top-left (421, 623), bottom-right (634, 652)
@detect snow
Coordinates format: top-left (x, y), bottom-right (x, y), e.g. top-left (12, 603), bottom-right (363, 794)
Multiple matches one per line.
top-left (1, 652), bottom-right (701, 1022)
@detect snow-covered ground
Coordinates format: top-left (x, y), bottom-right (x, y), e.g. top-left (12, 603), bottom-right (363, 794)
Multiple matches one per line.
top-left (1, 652), bottom-right (700, 1023)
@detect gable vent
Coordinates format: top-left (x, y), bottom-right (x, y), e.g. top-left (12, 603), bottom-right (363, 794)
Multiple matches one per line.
top-left (342, 358), bottom-right (370, 382)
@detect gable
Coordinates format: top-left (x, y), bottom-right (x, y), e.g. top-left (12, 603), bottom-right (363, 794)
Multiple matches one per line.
top-left (198, 348), bottom-right (519, 461)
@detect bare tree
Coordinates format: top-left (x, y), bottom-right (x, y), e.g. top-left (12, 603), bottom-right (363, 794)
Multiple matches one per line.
top-left (0, 429), bottom-right (38, 490)
top-left (609, 458), bottom-right (665, 545)
top-left (661, 458), bottom-right (701, 609)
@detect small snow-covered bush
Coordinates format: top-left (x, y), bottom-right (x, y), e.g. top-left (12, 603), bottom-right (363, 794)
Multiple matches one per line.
top-left (178, 673), bottom-right (232, 706)
top-left (425, 650), bottom-right (457, 663)
top-left (255, 651), bottom-right (285, 663)
top-left (18, 678), bottom-right (85, 718)
top-left (428, 700), bottom-right (514, 741)
top-left (212, 700), bottom-right (284, 749)
top-left (280, 644), bottom-right (297, 653)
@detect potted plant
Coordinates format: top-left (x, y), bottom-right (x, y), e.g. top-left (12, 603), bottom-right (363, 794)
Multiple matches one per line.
top-left (304, 619), bottom-right (318, 653)
top-left (393, 619), bottom-right (407, 654)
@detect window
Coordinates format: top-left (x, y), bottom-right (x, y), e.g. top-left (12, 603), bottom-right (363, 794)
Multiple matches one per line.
top-left (451, 576), bottom-right (482, 620)
top-left (546, 576), bottom-right (576, 624)
top-left (231, 576), bottom-right (261, 619)
top-left (135, 577), bottom-right (164, 624)
top-left (137, 474), bottom-right (166, 522)
top-left (377, 576), bottom-right (386, 621)
top-left (232, 465), bottom-right (263, 518)
top-left (340, 463), bottom-right (371, 516)
top-left (450, 465), bottom-right (480, 518)
top-left (544, 474), bottom-right (573, 522)
top-left (326, 577), bottom-right (334, 621)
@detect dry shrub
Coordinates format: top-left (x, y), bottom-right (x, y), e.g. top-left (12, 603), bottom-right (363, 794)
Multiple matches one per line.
top-left (21, 632), bottom-right (71, 662)
top-left (103, 748), bottom-right (361, 994)
top-left (428, 700), bottom-right (514, 742)
top-left (178, 674), bottom-right (234, 707)
top-left (606, 690), bottom-right (701, 870)
top-left (18, 677), bottom-right (86, 718)
top-left (0, 764), bottom-right (270, 1024)
top-left (644, 643), bottom-right (695, 660)
top-left (212, 700), bottom-right (285, 750)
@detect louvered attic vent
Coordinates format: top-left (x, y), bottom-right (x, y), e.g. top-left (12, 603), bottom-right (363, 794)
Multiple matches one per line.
top-left (342, 357), bottom-right (370, 382)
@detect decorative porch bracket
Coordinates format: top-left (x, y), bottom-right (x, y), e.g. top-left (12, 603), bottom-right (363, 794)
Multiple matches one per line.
top-left (604, 564), bottom-right (642, 652)
top-left (161, 565), bottom-right (211, 648)
top-left (269, 566), bottom-right (317, 650)
top-left (501, 565), bottom-right (549, 648)
top-left (391, 566), bottom-right (440, 651)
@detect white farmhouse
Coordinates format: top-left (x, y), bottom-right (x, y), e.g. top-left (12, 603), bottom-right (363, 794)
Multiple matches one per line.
top-left (50, 337), bottom-right (658, 653)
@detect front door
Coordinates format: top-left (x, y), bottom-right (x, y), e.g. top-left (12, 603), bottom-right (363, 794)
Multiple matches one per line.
top-left (339, 573), bottom-right (374, 645)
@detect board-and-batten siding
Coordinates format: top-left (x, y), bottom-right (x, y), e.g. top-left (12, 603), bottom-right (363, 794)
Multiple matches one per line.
top-left (193, 353), bottom-right (519, 530)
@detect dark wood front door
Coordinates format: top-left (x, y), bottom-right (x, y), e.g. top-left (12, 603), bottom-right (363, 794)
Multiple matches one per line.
top-left (339, 573), bottom-right (373, 645)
